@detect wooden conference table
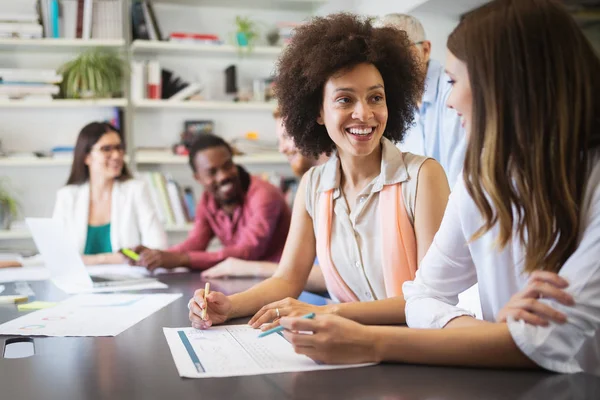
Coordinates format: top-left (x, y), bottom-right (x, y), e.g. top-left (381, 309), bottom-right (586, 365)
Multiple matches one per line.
top-left (1, 272), bottom-right (599, 400)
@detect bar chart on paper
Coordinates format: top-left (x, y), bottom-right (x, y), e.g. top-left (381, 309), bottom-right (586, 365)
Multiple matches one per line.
top-left (163, 325), bottom-right (376, 378)
top-left (0, 293), bottom-right (182, 337)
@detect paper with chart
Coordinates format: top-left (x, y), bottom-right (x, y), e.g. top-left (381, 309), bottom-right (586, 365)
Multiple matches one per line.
top-left (163, 325), bottom-right (376, 378)
top-left (0, 293), bottom-right (182, 337)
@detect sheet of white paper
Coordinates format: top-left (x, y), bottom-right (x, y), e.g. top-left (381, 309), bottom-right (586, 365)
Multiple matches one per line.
top-left (88, 264), bottom-right (190, 276)
top-left (80, 281), bottom-right (168, 293)
top-left (0, 293), bottom-right (182, 337)
top-left (163, 325), bottom-right (376, 378)
top-left (0, 264), bottom-right (187, 293)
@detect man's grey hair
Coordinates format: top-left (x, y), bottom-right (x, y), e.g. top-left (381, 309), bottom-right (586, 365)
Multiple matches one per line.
top-left (376, 14), bottom-right (427, 44)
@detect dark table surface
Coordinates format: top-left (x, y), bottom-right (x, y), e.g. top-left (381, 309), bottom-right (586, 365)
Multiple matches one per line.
top-left (1, 273), bottom-right (599, 400)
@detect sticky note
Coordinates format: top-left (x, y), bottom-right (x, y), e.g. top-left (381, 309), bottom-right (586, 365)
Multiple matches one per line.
top-left (18, 301), bottom-right (57, 311)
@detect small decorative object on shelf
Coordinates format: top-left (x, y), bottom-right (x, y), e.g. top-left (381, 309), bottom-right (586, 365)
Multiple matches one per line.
top-left (58, 48), bottom-right (126, 99)
top-left (0, 178), bottom-right (19, 230)
top-left (266, 27), bottom-right (280, 46)
top-left (234, 16), bottom-right (259, 53)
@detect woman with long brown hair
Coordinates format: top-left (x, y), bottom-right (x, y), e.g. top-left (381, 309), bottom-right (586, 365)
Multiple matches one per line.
top-left (278, 0), bottom-right (600, 374)
top-left (53, 122), bottom-right (166, 265)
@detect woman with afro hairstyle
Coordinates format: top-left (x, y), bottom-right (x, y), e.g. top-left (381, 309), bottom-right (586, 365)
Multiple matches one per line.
top-left (274, 0), bottom-right (599, 374)
top-left (188, 13), bottom-right (450, 330)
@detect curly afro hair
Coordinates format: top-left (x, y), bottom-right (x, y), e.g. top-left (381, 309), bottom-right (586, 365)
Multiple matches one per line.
top-left (275, 13), bottom-right (423, 158)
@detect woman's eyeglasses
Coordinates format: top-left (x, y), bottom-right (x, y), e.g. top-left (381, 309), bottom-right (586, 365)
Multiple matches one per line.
top-left (91, 144), bottom-right (125, 155)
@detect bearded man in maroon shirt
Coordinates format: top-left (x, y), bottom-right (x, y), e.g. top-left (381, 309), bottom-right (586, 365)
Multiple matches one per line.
top-left (133, 134), bottom-right (291, 271)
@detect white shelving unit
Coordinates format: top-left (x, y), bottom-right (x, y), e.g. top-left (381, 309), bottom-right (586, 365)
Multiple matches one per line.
top-left (0, 38), bottom-right (126, 52)
top-left (137, 151), bottom-right (287, 165)
top-left (134, 99), bottom-right (276, 111)
top-left (0, 157), bottom-right (72, 167)
top-left (0, 99), bottom-right (127, 109)
top-left (131, 40), bottom-right (282, 57)
top-left (0, 0), bottom-right (306, 246)
top-left (152, 0), bottom-right (325, 12)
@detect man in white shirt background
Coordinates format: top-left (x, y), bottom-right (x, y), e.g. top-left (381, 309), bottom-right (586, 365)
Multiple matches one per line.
top-left (379, 14), bottom-right (467, 189)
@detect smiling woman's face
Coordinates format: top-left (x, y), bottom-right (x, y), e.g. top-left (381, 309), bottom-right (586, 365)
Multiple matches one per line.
top-left (445, 51), bottom-right (473, 137)
top-left (318, 63), bottom-right (388, 158)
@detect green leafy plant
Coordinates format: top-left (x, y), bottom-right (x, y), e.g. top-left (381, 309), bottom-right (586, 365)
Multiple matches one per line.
top-left (235, 16), bottom-right (260, 53)
top-left (58, 49), bottom-right (126, 99)
top-left (0, 178), bottom-right (19, 229)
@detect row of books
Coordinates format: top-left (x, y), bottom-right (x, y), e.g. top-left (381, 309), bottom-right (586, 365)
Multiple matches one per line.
top-left (49, 0), bottom-right (123, 40)
top-left (37, 0), bottom-right (123, 40)
top-left (140, 172), bottom-right (196, 227)
top-left (0, 1), bottom-right (123, 40)
top-left (131, 61), bottom-right (200, 102)
top-left (0, 1), bottom-right (42, 39)
top-left (131, 0), bottom-right (162, 41)
top-left (0, 68), bottom-right (61, 100)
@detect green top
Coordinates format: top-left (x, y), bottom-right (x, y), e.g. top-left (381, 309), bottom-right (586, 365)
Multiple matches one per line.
top-left (83, 224), bottom-right (112, 255)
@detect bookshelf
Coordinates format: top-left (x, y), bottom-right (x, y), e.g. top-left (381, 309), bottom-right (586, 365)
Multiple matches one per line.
top-left (0, 38), bottom-right (126, 52)
top-left (150, 0), bottom-right (325, 12)
top-left (0, 99), bottom-right (127, 109)
top-left (136, 151), bottom-right (287, 165)
top-left (131, 40), bottom-right (283, 57)
top-left (0, 0), bottom-right (310, 247)
top-left (0, 157), bottom-right (73, 167)
top-left (134, 100), bottom-right (276, 111)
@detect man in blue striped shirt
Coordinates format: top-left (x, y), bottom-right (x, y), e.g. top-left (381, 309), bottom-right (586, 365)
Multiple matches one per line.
top-left (379, 14), bottom-right (467, 188)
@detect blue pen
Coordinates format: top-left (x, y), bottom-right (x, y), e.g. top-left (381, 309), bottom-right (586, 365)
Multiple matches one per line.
top-left (257, 312), bottom-right (316, 338)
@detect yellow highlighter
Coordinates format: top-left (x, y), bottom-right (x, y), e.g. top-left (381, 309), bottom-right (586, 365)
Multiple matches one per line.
top-left (121, 248), bottom-right (140, 262)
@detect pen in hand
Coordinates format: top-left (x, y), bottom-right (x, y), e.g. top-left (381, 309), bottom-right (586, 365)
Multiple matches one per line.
top-left (201, 282), bottom-right (210, 321)
top-left (257, 312), bottom-right (316, 338)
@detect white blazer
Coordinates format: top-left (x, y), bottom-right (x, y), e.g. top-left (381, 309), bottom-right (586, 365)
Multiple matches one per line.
top-left (52, 179), bottom-right (167, 253)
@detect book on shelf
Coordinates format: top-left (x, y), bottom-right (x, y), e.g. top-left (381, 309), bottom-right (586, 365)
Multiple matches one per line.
top-left (0, 94), bottom-right (53, 102)
top-left (168, 33), bottom-right (222, 45)
top-left (131, 0), bottom-right (162, 41)
top-left (0, 84), bottom-right (59, 97)
top-left (0, 68), bottom-right (61, 99)
top-left (0, 0), bottom-right (42, 39)
top-left (140, 171), bottom-right (196, 227)
top-left (0, 22), bottom-right (43, 39)
top-left (130, 61), bottom-right (146, 101)
top-left (147, 60), bottom-right (161, 100)
top-left (0, 68), bottom-right (62, 84)
top-left (51, 146), bottom-right (75, 158)
top-left (91, 0), bottom-right (123, 39)
top-left (33, 0), bottom-right (123, 40)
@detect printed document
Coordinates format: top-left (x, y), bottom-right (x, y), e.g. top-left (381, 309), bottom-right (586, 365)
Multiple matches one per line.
top-left (0, 293), bottom-right (182, 337)
top-left (163, 325), bottom-right (376, 378)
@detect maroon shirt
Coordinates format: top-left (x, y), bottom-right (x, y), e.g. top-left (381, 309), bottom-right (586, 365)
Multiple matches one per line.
top-left (169, 175), bottom-right (291, 270)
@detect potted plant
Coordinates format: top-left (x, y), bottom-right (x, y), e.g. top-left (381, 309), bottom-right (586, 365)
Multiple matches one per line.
top-left (235, 16), bottom-right (259, 52)
top-left (0, 178), bottom-right (19, 230)
top-left (58, 49), bottom-right (126, 99)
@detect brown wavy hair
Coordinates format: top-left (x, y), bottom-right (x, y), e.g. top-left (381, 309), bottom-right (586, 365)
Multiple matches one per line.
top-left (275, 13), bottom-right (422, 158)
top-left (66, 122), bottom-right (132, 185)
top-left (448, 0), bottom-right (600, 273)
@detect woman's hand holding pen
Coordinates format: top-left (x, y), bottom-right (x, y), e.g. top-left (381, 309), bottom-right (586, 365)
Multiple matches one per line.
top-left (188, 288), bottom-right (231, 329)
top-left (496, 271), bottom-right (575, 326)
top-left (249, 297), bottom-right (331, 331)
top-left (280, 314), bottom-right (378, 365)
